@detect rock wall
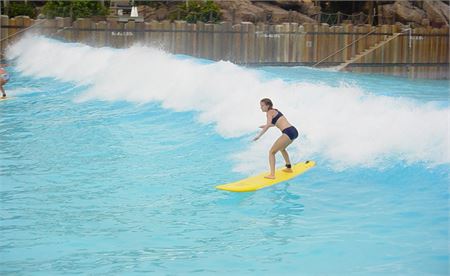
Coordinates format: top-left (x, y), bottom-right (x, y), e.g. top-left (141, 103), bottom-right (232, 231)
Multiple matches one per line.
top-left (134, 0), bottom-right (449, 27)
top-left (136, 0), bottom-right (319, 24)
top-left (379, 0), bottom-right (449, 27)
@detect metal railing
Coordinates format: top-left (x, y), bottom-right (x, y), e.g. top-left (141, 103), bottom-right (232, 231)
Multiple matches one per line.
top-left (313, 28), bottom-right (377, 67)
top-left (0, 19), bottom-right (46, 43)
top-left (313, 11), bottom-right (370, 25)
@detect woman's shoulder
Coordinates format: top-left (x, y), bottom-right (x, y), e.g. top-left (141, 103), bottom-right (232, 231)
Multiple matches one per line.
top-left (271, 109), bottom-right (281, 114)
top-left (268, 109), bottom-right (277, 115)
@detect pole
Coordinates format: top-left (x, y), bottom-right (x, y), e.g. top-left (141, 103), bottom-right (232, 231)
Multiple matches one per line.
top-left (3, 0), bottom-right (9, 16)
top-left (408, 27), bottom-right (411, 48)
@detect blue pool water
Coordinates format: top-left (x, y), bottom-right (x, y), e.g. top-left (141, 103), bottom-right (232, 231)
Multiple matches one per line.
top-left (0, 36), bottom-right (449, 275)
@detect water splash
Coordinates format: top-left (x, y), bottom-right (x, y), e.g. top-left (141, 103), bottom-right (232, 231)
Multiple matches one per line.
top-left (6, 35), bottom-right (449, 173)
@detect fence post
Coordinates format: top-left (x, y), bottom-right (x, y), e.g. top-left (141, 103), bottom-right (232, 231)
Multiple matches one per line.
top-left (162, 20), bottom-right (171, 52)
top-left (343, 23), bottom-right (352, 61)
top-left (290, 22), bottom-right (298, 62)
top-left (213, 22), bottom-right (222, 60)
top-left (334, 25), bottom-right (343, 63)
top-left (125, 20), bottom-right (135, 48)
top-left (143, 22), bottom-right (150, 46)
top-left (240, 22), bottom-right (248, 63)
top-left (256, 23), bottom-right (265, 62)
top-left (232, 9), bottom-right (236, 25)
top-left (247, 22), bottom-right (256, 63)
top-left (97, 21), bottom-right (107, 47)
top-left (189, 22), bottom-right (196, 57)
top-left (282, 22), bottom-right (290, 62)
top-left (303, 23), bottom-right (312, 62)
top-left (205, 23), bottom-right (213, 59)
top-left (231, 23), bottom-right (241, 62)
top-left (181, 21), bottom-right (188, 55)
top-left (8, 17), bottom-right (17, 45)
top-left (108, 20), bottom-right (117, 48)
top-left (0, 15), bottom-right (8, 55)
top-left (174, 20), bottom-right (183, 54)
top-left (377, 6), bottom-right (383, 25)
top-left (197, 21), bottom-right (204, 58)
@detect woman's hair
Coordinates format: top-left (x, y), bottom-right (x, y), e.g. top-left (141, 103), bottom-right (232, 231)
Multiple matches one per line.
top-left (260, 98), bottom-right (273, 109)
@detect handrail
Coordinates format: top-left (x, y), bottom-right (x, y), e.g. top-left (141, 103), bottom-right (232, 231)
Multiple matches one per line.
top-left (0, 19), bottom-right (46, 43)
top-left (313, 28), bottom-right (376, 67)
top-left (335, 32), bottom-right (403, 71)
top-left (311, 11), bottom-right (366, 17)
top-left (49, 26), bottom-right (72, 37)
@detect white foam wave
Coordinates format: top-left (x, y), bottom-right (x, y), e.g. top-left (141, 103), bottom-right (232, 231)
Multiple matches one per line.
top-left (6, 35), bottom-right (449, 173)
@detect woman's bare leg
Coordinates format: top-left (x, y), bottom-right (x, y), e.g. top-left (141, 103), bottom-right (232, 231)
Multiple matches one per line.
top-left (281, 148), bottom-right (294, 172)
top-left (0, 84), bottom-right (5, 98)
top-left (265, 134), bottom-right (292, 179)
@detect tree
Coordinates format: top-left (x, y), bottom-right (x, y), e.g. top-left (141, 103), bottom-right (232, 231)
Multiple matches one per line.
top-left (169, 0), bottom-right (221, 23)
top-left (42, 0), bottom-right (108, 20)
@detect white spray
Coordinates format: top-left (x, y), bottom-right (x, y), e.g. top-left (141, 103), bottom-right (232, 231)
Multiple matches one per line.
top-left (6, 35), bottom-right (449, 173)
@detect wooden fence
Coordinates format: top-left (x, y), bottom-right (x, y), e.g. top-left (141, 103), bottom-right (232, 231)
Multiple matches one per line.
top-left (1, 15), bottom-right (449, 79)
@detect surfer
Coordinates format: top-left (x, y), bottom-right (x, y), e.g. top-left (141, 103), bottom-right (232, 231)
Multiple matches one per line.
top-left (253, 98), bottom-right (299, 179)
top-left (0, 66), bottom-right (9, 98)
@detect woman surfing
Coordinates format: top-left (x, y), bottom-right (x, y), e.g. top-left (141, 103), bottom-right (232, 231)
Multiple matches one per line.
top-left (0, 65), bottom-right (9, 98)
top-left (253, 98), bottom-right (299, 179)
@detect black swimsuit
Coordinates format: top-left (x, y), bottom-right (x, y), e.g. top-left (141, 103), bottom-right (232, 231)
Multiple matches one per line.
top-left (271, 109), bottom-right (299, 141)
top-left (271, 109), bottom-right (283, 125)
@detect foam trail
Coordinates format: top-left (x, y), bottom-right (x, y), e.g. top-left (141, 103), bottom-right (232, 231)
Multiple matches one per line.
top-left (6, 35), bottom-right (449, 173)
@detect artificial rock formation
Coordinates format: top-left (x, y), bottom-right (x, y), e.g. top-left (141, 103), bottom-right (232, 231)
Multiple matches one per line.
top-left (422, 0), bottom-right (449, 25)
top-left (132, 0), bottom-right (448, 27)
top-left (379, 0), bottom-right (449, 27)
top-left (253, 1), bottom-right (316, 23)
top-left (215, 0), bottom-right (265, 22)
top-left (214, 0), bottom-right (317, 24)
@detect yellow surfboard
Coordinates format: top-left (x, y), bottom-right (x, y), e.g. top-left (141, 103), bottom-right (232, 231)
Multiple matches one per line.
top-left (216, 161), bottom-right (316, 192)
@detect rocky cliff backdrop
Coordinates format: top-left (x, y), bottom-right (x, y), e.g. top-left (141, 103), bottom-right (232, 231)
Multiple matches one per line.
top-left (139, 0), bottom-right (449, 27)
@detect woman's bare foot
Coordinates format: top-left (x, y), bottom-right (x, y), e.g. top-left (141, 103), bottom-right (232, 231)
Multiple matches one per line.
top-left (264, 174), bottom-right (275, 179)
top-left (282, 168), bottom-right (293, 173)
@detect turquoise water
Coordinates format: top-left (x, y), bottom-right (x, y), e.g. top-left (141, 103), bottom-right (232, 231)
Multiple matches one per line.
top-left (1, 37), bottom-right (449, 275)
top-left (257, 66), bottom-right (450, 104)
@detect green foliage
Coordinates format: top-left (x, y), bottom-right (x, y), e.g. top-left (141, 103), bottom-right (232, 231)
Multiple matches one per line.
top-left (133, 1), bottom-right (160, 7)
top-left (6, 2), bottom-right (37, 18)
top-left (170, 0), bottom-right (221, 23)
top-left (42, 0), bottom-right (108, 20)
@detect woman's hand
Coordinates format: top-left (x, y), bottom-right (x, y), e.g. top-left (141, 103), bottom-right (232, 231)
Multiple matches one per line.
top-left (255, 117), bottom-right (272, 141)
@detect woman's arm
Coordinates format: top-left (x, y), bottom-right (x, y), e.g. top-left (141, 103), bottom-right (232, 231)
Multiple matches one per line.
top-left (253, 112), bottom-right (273, 141)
